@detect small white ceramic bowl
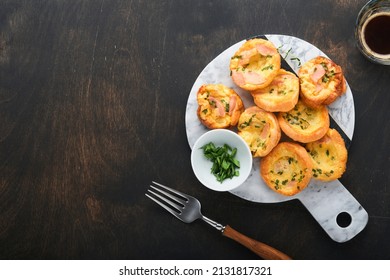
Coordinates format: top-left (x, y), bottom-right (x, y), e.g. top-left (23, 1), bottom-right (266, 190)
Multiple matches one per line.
top-left (191, 129), bottom-right (253, 192)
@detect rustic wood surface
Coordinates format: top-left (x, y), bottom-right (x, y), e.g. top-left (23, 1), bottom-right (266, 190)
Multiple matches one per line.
top-left (1, 0), bottom-right (389, 259)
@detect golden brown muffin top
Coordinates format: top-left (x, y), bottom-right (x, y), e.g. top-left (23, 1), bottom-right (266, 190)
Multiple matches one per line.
top-left (260, 142), bottom-right (313, 196)
top-left (230, 38), bottom-right (281, 91)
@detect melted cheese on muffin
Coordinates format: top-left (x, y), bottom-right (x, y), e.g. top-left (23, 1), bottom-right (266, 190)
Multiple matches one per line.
top-left (298, 56), bottom-right (347, 108)
top-left (237, 106), bottom-right (281, 157)
top-left (260, 142), bottom-right (313, 196)
top-left (230, 38), bottom-right (281, 91)
top-left (251, 69), bottom-right (299, 112)
top-left (278, 100), bottom-right (329, 143)
top-left (305, 128), bottom-right (348, 181)
top-left (197, 84), bottom-right (244, 129)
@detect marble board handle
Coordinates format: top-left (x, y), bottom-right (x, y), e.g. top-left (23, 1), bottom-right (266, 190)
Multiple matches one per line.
top-left (297, 179), bottom-right (368, 243)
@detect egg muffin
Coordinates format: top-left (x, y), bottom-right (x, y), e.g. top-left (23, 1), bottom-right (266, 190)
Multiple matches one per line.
top-left (237, 106), bottom-right (281, 157)
top-left (298, 56), bottom-right (347, 108)
top-left (305, 128), bottom-right (348, 181)
top-left (260, 142), bottom-right (313, 196)
top-left (251, 69), bottom-right (300, 112)
top-left (197, 84), bottom-right (244, 129)
top-left (230, 38), bottom-right (281, 91)
top-left (278, 100), bottom-right (329, 143)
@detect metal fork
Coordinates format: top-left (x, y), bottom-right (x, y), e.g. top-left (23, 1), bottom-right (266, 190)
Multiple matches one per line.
top-left (146, 181), bottom-right (291, 260)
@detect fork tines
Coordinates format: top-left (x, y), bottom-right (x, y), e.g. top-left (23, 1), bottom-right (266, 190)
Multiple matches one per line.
top-left (145, 181), bottom-right (188, 216)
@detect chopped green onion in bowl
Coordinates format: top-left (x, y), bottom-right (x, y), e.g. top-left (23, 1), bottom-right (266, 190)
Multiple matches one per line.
top-left (190, 129), bottom-right (252, 192)
top-left (201, 142), bottom-right (240, 183)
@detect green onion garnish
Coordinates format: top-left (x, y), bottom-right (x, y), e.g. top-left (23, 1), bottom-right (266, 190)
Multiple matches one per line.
top-left (201, 142), bottom-right (240, 183)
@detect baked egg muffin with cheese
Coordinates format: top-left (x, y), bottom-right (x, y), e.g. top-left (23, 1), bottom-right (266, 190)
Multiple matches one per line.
top-left (230, 38), bottom-right (281, 91)
top-left (305, 128), bottom-right (348, 181)
top-left (298, 56), bottom-right (347, 108)
top-left (278, 100), bottom-right (329, 143)
top-left (237, 106), bottom-right (281, 157)
top-left (260, 142), bottom-right (313, 196)
top-left (197, 84), bottom-right (244, 129)
top-left (251, 69), bottom-right (299, 112)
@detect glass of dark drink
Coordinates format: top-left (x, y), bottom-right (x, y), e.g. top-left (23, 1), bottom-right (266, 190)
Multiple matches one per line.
top-left (356, 0), bottom-right (390, 65)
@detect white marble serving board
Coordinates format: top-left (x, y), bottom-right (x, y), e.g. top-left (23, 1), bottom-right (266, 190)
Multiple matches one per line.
top-left (185, 35), bottom-right (368, 243)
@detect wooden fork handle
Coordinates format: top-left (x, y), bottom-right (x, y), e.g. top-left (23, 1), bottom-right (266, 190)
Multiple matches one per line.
top-left (222, 225), bottom-right (292, 260)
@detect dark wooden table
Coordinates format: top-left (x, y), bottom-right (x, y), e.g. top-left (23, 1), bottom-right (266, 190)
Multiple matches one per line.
top-left (1, 0), bottom-right (389, 260)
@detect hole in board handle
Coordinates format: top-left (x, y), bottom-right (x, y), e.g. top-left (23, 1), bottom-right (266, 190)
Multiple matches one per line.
top-left (336, 212), bottom-right (352, 228)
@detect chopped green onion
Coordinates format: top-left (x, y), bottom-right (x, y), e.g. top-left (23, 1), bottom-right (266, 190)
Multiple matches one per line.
top-left (201, 142), bottom-right (240, 183)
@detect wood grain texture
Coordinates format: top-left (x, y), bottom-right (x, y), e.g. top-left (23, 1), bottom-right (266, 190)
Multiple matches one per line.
top-left (222, 225), bottom-right (292, 259)
top-left (1, 0), bottom-right (390, 259)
